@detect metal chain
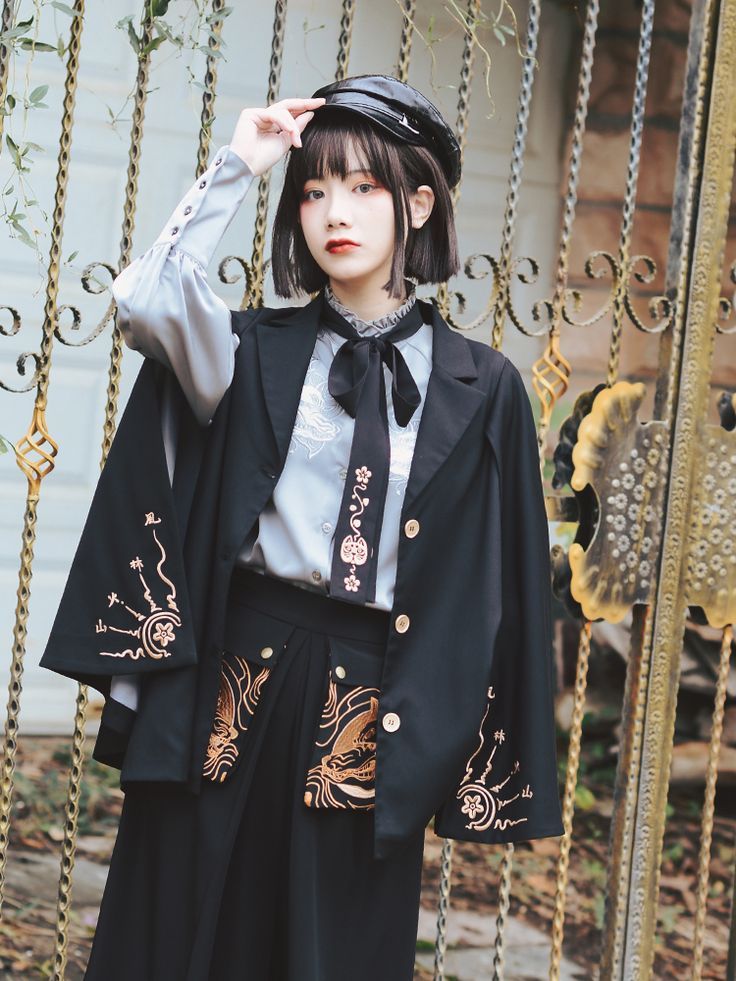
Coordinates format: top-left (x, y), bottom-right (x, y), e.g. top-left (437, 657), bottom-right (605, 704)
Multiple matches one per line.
top-left (433, 838), bottom-right (453, 980)
top-left (492, 842), bottom-right (514, 979)
top-left (196, 0), bottom-right (227, 180)
top-left (531, 0), bottom-right (600, 452)
top-left (549, 622), bottom-right (592, 979)
top-left (395, 0), bottom-right (416, 83)
top-left (0, 0), bottom-right (84, 947)
top-left (607, 0), bottom-right (655, 387)
top-left (490, 0), bottom-right (541, 352)
top-left (691, 625), bottom-right (734, 978)
top-left (249, 0), bottom-right (288, 309)
top-left (0, 0), bottom-right (16, 147)
top-left (437, 0), bottom-right (479, 321)
top-left (335, 0), bottom-right (355, 82)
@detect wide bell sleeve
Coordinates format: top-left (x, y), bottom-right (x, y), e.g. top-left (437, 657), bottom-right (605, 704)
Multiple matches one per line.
top-left (433, 359), bottom-right (565, 844)
top-left (111, 143), bottom-right (256, 426)
top-left (39, 359), bottom-right (199, 705)
top-left (100, 145), bottom-right (255, 727)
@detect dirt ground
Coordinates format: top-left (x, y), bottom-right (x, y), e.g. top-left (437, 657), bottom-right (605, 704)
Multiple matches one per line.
top-left (1, 734), bottom-right (733, 979)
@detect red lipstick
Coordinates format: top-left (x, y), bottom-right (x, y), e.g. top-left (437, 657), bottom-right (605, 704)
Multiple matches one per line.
top-left (326, 238), bottom-right (359, 253)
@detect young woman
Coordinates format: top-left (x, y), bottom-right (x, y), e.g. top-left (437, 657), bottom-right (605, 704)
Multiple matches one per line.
top-left (41, 75), bottom-right (563, 981)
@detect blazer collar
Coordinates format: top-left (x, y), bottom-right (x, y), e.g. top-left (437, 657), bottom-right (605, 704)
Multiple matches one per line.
top-left (402, 299), bottom-right (485, 510)
top-left (255, 293), bottom-right (323, 465)
top-left (255, 292), bottom-right (485, 507)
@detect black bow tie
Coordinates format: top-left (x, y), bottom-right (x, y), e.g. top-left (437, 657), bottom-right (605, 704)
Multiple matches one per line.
top-left (321, 292), bottom-right (426, 604)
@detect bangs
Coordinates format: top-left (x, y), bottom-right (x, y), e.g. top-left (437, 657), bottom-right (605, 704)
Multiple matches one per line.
top-left (287, 109), bottom-right (397, 190)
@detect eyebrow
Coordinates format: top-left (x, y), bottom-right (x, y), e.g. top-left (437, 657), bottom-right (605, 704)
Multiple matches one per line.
top-left (304, 168), bottom-right (373, 181)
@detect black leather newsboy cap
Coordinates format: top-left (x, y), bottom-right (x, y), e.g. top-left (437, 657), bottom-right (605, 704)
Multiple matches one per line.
top-left (311, 74), bottom-right (462, 188)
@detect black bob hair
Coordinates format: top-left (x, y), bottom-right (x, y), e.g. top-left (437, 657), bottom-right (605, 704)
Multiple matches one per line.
top-left (271, 108), bottom-right (460, 299)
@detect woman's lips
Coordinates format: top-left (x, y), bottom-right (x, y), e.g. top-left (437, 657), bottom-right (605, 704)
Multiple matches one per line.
top-left (326, 242), bottom-right (359, 254)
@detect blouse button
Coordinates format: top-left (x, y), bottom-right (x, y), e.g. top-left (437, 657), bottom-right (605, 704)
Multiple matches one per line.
top-left (170, 226), bottom-right (179, 235)
top-left (260, 646), bottom-right (274, 659)
top-left (339, 468), bottom-right (347, 480)
top-left (321, 522), bottom-right (332, 534)
top-left (334, 665), bottom-right (346, 680)
top-left (395, 613), bottom-right (410, 634)
top-left (215, 157), bottom-right (222, 165)
top-left (183, 205), bottom-right (192, 215)
top-left (312, 570), bottom-right (322, 582)
top-left (382, 712), bottom-right (401, 733)
top-left (199, 179), bottom-right (207, 189)
top-left (404, 519), bottom-right (420, 538)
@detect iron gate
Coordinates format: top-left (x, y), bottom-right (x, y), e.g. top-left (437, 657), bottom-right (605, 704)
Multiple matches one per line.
top-left (1, 0), bottom-right (736, 977)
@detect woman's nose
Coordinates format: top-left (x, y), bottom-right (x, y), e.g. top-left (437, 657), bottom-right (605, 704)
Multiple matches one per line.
top-left (325, 193), bottom-right (352, 228)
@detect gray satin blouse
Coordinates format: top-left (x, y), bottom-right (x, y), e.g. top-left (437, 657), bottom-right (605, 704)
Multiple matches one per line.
top-left (109, 144), bottom-right (434, 711)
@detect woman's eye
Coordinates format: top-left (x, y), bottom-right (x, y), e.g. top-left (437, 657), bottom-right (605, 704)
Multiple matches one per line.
top-left (303, 188), bottom-right (322, 201)
top-left (356, 182), bottom-right (375, 193)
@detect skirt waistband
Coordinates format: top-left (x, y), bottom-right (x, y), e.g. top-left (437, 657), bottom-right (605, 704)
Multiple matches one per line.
top-left (228, 567), bottom-right (391, 646)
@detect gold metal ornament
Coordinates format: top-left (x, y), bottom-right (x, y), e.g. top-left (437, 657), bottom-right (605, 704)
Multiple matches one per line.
top-left (568, 381), bottom-right (667, 623)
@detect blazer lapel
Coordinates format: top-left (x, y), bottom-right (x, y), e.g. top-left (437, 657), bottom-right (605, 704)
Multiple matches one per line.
top-left (403, 301), bottom-right (486, 511)
top-left (256, 293), bottom-right (323, 466)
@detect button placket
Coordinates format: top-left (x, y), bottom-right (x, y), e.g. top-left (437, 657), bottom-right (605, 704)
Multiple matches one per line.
top-left (404, 518), bottom-right (420, 538)
top-left (394, 613), bottom-right (410, 634)
top-left (382, 712), bottom-right (401, 732)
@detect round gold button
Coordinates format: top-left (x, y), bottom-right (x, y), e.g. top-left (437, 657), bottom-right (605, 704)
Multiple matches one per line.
top-left (404, 519), bottom-right (420, 538)
top-left (260, 646), bottom-right (274, 659)
top-left (334, 665), bottom-right (346, 680)
top-left (395, 614), bottom-right (410, 634)
top-left (382, 712), bottom-right (401, 733)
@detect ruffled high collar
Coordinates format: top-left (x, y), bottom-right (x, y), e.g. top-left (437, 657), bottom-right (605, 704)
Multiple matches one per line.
top-left (323, 280), bottom-right (417, 336)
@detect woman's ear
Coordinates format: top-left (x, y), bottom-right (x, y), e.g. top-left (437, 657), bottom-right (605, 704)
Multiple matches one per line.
top-left (409, 184), bottom-right (435, 229)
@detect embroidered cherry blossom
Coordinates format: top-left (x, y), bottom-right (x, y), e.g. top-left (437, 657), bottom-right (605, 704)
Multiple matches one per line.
top-left (355, 466), bottom-right (372, 484)
top-left (344, 574), bottom-right (361, 592)
top-left (152, 621), bottom-right (176, 647)
top-left (461, 793), bottom-right (484, 820)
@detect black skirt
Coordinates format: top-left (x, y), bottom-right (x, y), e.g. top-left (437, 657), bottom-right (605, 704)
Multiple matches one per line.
top-left (84, 568), bottom-right (426, 981)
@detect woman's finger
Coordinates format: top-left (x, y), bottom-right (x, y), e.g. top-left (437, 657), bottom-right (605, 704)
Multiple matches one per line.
top-left (254, 107), bottom-right (302, 144)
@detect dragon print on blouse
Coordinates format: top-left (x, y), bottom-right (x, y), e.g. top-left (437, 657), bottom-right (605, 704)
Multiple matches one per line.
top-left (454, 685), bottom-right (534, 833)
top-left (95, 512), bottom-right (182, 662)
top-left (288, 355), bottom-right (344, 459)
top-left (304, 670), bottom-right (380, 809)
top-left (202, 651), bottom-right (272, 783)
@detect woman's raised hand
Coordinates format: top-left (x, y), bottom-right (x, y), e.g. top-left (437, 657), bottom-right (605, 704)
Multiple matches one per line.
top-left (228, 97), bottom-right (326, 176)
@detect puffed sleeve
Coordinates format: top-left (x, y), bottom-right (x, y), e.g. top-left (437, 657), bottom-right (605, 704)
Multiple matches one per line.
top-left (433, 359), bottom-right (564, 844)
top-left (111, 144), bottom-right (256, 426)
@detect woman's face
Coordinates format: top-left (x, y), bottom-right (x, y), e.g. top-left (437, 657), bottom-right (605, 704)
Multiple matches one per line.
top-left (298, 143), bottom-right (399, 295)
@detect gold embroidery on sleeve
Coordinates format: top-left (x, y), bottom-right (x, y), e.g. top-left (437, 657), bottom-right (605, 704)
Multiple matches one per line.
top-left (96, 513), bottom-right (182, 662)
top-left (454, 685), bottom-right (533, 833)
top-left (304, 671), bottom-right (379, 809)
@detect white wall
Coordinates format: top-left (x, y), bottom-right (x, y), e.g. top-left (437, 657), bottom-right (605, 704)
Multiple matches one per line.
top-left (0, 0), bottom-right (571, 734)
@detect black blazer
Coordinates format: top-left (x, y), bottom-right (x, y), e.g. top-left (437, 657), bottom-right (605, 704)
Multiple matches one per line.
top-left (40, 294), bottom-right (564, 859)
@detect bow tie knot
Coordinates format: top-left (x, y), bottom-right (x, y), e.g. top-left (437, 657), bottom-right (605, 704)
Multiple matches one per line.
top-left (325, 302), bottom-right (424, 429)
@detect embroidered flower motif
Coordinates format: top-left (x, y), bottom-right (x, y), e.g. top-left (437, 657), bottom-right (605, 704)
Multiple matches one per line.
top-left (461, 794), bottom-right (484, 820)
top-left (355, 466), bottom-right (372, 484)
top-left (152, 621), bottom-right (176, 647)
top-left (344, 574), bottom-right (361, 592)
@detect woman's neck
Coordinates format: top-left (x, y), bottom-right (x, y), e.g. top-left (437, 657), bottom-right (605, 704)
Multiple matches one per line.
top-left (326, 279), bottom-right (408, 323)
